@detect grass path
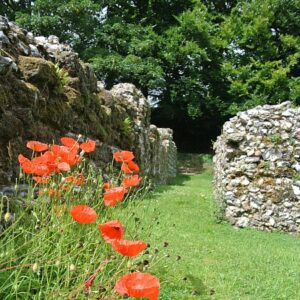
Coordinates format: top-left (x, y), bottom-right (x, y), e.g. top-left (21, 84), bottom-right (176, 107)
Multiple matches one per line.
top-left (140, 167), bottom-right (300, 300)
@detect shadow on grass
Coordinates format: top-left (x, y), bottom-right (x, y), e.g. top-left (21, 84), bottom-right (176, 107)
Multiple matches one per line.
top-left (186, 274), bottom-right (210, 296)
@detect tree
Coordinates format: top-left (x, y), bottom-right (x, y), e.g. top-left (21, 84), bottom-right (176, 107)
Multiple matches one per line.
top-left (221, 0), bottom-right (300, 114)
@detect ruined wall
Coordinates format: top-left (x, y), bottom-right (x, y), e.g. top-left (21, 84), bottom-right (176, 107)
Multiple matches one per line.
top-left (0, 16), bottom-right (177, 186)
top-left (213, 102), bottom-right (300, 233)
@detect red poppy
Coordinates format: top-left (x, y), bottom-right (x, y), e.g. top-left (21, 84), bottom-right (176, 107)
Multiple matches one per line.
top-left (122, 175), bottom-right (142, 188)
top-left (102, 182), bottom-right (110, 190)
top-left (26, 140), bottom-right (49, 152)
top-left (32, 176), bottom-right (50, 184)
top-left (60, 137), bottom-right (79, 149)
top-left (57, 162), bottom-right (71, 172)
top-left (121, 163), bottom-right (132, 174)
top-left (51, 144), bottom-right (81, 168)
top-left (115, 272), bottom-right (160, 300)
top-left (111, 239), bottom-right (147, 257)
top-left (84, 273), bottom-right (97, 289)
top-left (70, 205), bottom-right (97, 224)
top-left (80, 139), bottom-right (96, 153)
top-left (18, 154), bottom-right (34, 174)
top-left (103, 187), bottom-right (127, 207)
top-left (121, 161), bottom-right (140, 174)
top-left (113, 151), bottom-right (134, 163)
top-left (98, 220), bottom-right (124, 242)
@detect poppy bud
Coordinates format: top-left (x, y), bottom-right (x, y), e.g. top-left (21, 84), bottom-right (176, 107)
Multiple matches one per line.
top-left (69, 264), bottom-right (76, 272)
top-left (154, 248), bottom-right (159, 253)
top-left (163, 241), bottom-right (169, 247)
top-left (127, 261), bottom-right (132, 269)
top-left (32, 263), bottom-right (39, 273)
top-left (4, 212), bottom-right (12, 222)
top-left (176, 256), bottom-right (181, 261)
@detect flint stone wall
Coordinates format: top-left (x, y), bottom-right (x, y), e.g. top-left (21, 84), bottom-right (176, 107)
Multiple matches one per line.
top-left (213, 101), bottom-right (300, 233)
top-left (0, 16), bottom-right (177, 186)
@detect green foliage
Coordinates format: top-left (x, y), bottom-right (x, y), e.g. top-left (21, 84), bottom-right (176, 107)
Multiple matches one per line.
top-left (221, 0), bottom-right (300, 114)
top-left (54, 64), bottom-right (69, 94)
top-left (4, 0), bottom-right (300, 151)
top-left (122, 116), bottom-right (134, 136)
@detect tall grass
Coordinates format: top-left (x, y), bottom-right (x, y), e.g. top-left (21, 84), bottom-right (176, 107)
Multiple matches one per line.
top-left (0, 147), bottom-right (161, 299)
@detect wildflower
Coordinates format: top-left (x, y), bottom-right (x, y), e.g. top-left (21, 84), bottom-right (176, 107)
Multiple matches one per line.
top-left (84, 273), bottom-right (97, 289)
top-left (27, 140), bottom-right (48, 152)
top-left (18, 154), bottom-right (35, 174)
top-left (122, 175), bottom-right (141, 188)
top-left (80, 139), bottom-right (96, 153)
top-left (121, 161), bottom-right (140, 174)
top-left (128, 161), bottom-right (140, 173)
top-left (98, 220), bottom-right (124, 242)
top-left (102, 182), bottom-right (110, 190)
top-left (115, 272), bottom-right (160, 300)
top-left (60, 137), bottom-right (79, 150)
top-left (32, 263), bottom-right (39, 273)
top-left (4, 212), bottom-right (12, 222)
top-left (70, 205), bottom-right (97, 224)
top-left (113, 151), bottom-right (134, 163)
top-left (111, 239), bottom-right (147, 257)
top-left (103, 187), bottom-right (127, 207)
top-left (69, 264), bottom-right (76, 272)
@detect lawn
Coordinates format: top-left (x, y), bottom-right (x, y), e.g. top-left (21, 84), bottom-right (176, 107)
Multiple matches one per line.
top-left (139, 166), bottom-right (300, 300)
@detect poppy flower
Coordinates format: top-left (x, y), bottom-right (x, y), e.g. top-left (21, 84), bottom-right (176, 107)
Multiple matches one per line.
top-left (60, 137), bottom-right (79, 150)
top-left (115, 272), bottom-right (160, 300)
top-left (128, 160), bottom-right (140, 173)
top-left (18, 154), bottom-right (34, 174)
top-left (80, 139), bottom-right (96, 153)
top-left (113, 151), bottom-right (134, 163)
top-left (70, 205), bottom-right (97, 224)
top-left (102, 182), bottom-right (110, 190)
top-left (103, 187), bottom-right (127, 207)
top-left (57, 162), bottom-right (71, 172)
top-left (84, 273), bottom-right (97, 289)
top-left (32, 176), bottom-right (50, 184)
top-left (111, 239), bottom-right (147, 257)
top-left (26, 140), bottom-right (49, 152)
top-left (121, 161), bottom-right (140, 174)
top-left (98, 220), bottom-right (124, 242)
top-left (122, 175), bottom-right (142, 188)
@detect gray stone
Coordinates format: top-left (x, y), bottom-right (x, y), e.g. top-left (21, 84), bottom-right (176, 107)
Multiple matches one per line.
top-left (262, 148), bottom-right (282, 162)
top-left (0, 56), bottom-right (13, 75)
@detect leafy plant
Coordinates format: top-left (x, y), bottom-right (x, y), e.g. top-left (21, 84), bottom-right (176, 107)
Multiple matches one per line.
top-left (122, 117), bottom-right (134, 136)
top-left (54, 64), bottom-right (69, 94)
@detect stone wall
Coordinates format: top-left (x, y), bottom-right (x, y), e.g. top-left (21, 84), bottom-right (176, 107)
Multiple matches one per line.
top-left (213, 102), bottom-right (300, 233)
top-left (0, 16), bottom-right (177, 186)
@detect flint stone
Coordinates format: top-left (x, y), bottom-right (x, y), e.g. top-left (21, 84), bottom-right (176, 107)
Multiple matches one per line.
top-left (0, 56), bottom-right (13, 75)
top-left (236, 217), bottom-right (249, 228)
top-left (262, 148), bottom-right (282, 162)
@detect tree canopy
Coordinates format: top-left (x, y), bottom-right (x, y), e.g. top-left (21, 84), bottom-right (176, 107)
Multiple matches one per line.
top-left (1, 0), bottom-right (299, 152)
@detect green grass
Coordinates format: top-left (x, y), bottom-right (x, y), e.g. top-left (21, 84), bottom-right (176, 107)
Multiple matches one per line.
top-left (3, 161), bottom-right (300, 299)
top-left (138, 167), bottom-right (300, 300)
